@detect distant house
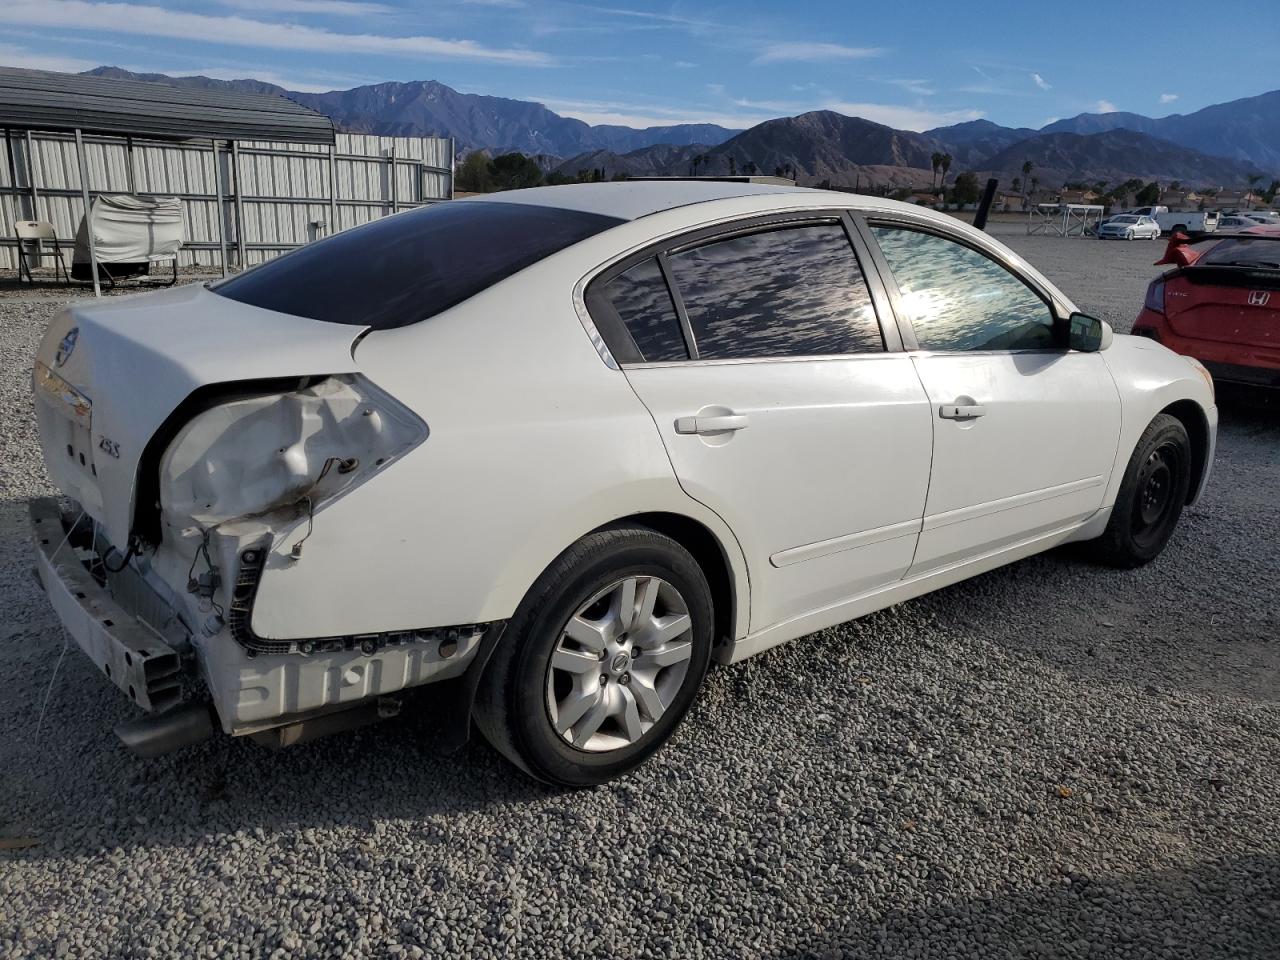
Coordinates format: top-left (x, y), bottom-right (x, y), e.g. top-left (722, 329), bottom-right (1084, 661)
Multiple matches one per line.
top-left (907, 193), bottom-right (939, 206)
top-left (1058, 188), bottom-right (1101, 205)
top-left (1160, 188), bottom-right (1201, 209)
top-left (993, 190), bottom-right (1026, 211)
top-left (1204, 190), bottom-right (1265, 211)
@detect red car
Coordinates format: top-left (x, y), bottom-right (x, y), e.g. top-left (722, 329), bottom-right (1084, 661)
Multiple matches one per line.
top-left (1133, 227), bottom-right (1280, 388)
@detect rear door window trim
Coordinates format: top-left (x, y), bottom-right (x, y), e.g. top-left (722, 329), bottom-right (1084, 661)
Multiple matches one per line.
top-left (585, 209), bottom-right (903, 366)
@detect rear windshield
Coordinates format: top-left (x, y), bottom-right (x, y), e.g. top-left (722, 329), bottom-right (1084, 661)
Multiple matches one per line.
top-left (1201, 237), bottom-right (1280, 269)
top-left (212, 201), bottom-right (624, 328)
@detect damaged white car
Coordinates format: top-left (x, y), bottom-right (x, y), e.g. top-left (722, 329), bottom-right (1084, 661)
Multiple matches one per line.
top-left (32, 182), bottom-right (1216, 785)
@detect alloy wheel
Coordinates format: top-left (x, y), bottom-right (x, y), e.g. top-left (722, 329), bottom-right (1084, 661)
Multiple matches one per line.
top-left (545, 576), bottom-right (694, 753)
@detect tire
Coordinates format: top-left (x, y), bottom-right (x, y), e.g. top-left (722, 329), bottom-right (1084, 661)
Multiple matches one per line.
top-left (1125, 230), bottom-right (1135, 240)
top-left (473, 525), bottom-right (714, 786)
top-left (1084, 413), bottom-right (1193, 568)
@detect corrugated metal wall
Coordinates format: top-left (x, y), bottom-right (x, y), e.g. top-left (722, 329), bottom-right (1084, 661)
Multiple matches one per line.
top-left (1, 130), bottom-right (453, 270)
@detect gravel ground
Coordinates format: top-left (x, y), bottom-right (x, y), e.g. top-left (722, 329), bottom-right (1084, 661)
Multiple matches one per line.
top-left (2, 233), bottom-right (1278, 959)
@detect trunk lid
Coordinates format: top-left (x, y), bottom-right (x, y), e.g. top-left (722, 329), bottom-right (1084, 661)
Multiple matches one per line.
top-left (33, 282), bottom-right (364, 548)
top-left (1165, 268), bottom-right (1280, 349)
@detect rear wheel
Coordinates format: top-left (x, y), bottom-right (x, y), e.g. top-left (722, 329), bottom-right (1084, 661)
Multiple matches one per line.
top-left (473, 526), bottom-right (713, 786)
top-left (1084, 414), bottom-right (1192, 567)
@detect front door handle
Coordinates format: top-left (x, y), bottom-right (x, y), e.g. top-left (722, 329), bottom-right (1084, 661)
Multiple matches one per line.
top-left (674, 413), bottom-right (750, 435)
top-left (939, 402), bottom-right (987, 420)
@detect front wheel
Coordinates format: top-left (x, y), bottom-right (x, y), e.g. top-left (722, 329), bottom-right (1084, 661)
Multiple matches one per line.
top-left (1125, 230), bottom-right (1135, 240)
top-left (473, 525), bottom-right (714, 786)
top-left (1084, 414), bottom-right (1192, 568)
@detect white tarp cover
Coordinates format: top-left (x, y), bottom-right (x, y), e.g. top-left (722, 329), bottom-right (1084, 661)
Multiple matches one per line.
top-left (74, 194), bottom-right (183, 264)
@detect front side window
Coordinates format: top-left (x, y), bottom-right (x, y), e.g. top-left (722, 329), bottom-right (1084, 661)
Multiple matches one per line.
top-left (665, 223), bottom-right (883, 360)
top-left (871, 225), bottom-right (1056, 351)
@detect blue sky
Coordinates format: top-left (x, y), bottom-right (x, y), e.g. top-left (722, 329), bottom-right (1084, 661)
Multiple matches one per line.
top-left (2, 0), bottom-right (1277, 132)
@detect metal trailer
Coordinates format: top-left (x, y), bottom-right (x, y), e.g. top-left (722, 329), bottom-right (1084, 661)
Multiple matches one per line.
top-left (1027, 203), bottom-right (1106, 238)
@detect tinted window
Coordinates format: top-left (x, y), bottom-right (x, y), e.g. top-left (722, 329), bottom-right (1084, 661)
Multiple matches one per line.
top-left (1202, 237), bottom-right (1280, 268)
top-left (601, 258), bottom-right (688, 361)
top-left (213, 201), bottom-right (624, 329)
top-left (871, 226), bottom-right (1056, 351)
top-left (665, 223), bottom-right (883, 360)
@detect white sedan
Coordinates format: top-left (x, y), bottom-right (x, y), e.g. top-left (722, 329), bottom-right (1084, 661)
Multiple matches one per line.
top-left (30, 182), bottom-right (1217, 785)
top-left (1098, 214), bottom-right (1162, 239)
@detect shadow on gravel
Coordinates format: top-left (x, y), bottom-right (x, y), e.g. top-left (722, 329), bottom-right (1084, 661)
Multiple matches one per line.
top-left (772, 855), bottom-right (1280, 960)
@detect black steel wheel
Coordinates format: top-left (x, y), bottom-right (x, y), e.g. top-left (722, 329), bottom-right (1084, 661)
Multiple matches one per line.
top-left (1084, 413), bottom-right (1193, 567)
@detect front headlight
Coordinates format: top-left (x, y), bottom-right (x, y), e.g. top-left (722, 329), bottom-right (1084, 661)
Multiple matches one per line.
top-left (158, 374), bottom-right (427, 530)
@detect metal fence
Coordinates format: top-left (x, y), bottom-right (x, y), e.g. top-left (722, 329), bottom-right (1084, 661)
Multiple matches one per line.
top-left (1, 130), bottom-right (454, 270)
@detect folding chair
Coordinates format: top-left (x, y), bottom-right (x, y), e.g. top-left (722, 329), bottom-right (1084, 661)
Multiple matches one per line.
top-left (15, 220), bottom-right (70, 284)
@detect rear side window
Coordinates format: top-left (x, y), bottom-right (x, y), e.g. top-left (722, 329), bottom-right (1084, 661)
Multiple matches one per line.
top-left (665, 223), bottom-right (884, 360)
top-left (213, 201), bottom-right (624, 329)
top-left (598, 258), bottom-right (689, 362)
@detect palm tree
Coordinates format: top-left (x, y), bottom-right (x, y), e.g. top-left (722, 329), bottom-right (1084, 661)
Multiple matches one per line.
top-left (930, 151), bottom-right (943, 191)
top-left (939, 154), bottom-right (952, 191)
top-left (1021, 159), bottom-right (1034, 200)
top-left (728, 156), bottom-right (737, 177)
top-left (1030, 176), bottom-right (1039, 197)
top-left (1247, 173), bottom-right (1264, 206)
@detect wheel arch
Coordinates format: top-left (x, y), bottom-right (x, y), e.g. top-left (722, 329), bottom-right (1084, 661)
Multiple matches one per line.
top-left (600, 511), bottom-right (744, 656)
top-left (1159, 398), bottom-right (1211, 504)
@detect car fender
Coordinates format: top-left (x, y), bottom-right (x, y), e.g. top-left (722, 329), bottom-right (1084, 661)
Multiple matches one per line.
top-left (1100, 334), bottom-right (1218, 507)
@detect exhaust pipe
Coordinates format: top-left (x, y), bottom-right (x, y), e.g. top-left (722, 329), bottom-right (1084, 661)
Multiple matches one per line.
top-left (115, 701), bottom-right (216, 758)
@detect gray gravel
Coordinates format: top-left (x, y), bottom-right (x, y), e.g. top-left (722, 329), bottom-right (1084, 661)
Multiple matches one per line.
top-left (2, 233), bottom-right (1279, 959)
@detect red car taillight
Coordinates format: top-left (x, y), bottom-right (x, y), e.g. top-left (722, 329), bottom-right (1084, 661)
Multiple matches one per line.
top-left (1144, 278), bottom-right (1166, 314)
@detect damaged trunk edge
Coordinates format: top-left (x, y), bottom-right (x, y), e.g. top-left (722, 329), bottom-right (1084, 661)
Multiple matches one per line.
top-left (38, 373), bottom-right (497, 754)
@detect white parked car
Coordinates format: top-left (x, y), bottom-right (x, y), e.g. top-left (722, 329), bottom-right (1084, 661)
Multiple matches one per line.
top-left (1098, 214), bottom-right (1162, 240)
top-left (30, 183), bottom-right (1217, 785)
top-left (1217, 213), bottom-right (1277, 229)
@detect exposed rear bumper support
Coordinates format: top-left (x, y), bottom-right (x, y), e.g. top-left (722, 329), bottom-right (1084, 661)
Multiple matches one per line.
top-left (30, 497), bottom-right (183, 713)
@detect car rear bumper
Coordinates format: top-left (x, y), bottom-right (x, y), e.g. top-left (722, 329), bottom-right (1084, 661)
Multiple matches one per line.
top-left (1132, 310), bottom-right (1280, 386)
top-left (30, 497), bottom-right (184, 713)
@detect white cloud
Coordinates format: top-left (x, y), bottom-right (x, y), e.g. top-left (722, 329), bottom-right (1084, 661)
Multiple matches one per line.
top-left (0, 0), bottom-right (553, 65)
top-left (0, 42), bottom-right (97, 72)
top-left (1160, 92), bottom-right (1179, 104)
top-left (1096, 99), bottom-right (1118, 113)
top-left (538, 95), bottom-right (760, 130)
top-left (823, 101), bottom-right (982, 131)
top-left (754, 42), bottom-right (883, 64)
top-left (880, 77), bottom-right (935, 97)
top-left (213, 0), bottom-right (392, 14)
top-left (1031, 72), bottom-right (1051, 91)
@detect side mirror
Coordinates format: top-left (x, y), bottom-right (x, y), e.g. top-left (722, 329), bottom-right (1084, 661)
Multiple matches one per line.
top-left (1067, 312), bottom-right (1112, 352)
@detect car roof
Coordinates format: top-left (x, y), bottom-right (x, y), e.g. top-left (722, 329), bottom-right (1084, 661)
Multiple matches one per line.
top-left (460, 180), bottom-right (815, 222)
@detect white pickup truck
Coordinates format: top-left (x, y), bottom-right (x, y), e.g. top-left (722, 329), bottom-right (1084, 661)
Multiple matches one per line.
top-left (1124, 205), bottom-right (1219, 234)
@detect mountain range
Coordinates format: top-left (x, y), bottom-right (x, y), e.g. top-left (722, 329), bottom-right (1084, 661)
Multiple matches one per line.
top-left (554, 112), bottom-right (1263, 189)
top-left (81, 67), bottom-right (1278, 188)
top-left (86, 67), bottom-right (739, 156)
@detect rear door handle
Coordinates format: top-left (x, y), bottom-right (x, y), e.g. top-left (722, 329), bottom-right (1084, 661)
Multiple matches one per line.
top-left (674, 413), bottom-right (750, 435)
top-left (939, 403), bottom-right (986, 420)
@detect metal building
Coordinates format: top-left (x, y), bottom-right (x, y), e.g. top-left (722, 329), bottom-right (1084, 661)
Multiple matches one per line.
top-left (0, 67), bottom-right (454, 292)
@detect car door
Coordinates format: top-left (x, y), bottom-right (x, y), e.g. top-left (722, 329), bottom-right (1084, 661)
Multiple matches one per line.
top-left (863, 219), bottom-right (1122, 575)
top-left (588, 215), bottom-right (934, 633)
